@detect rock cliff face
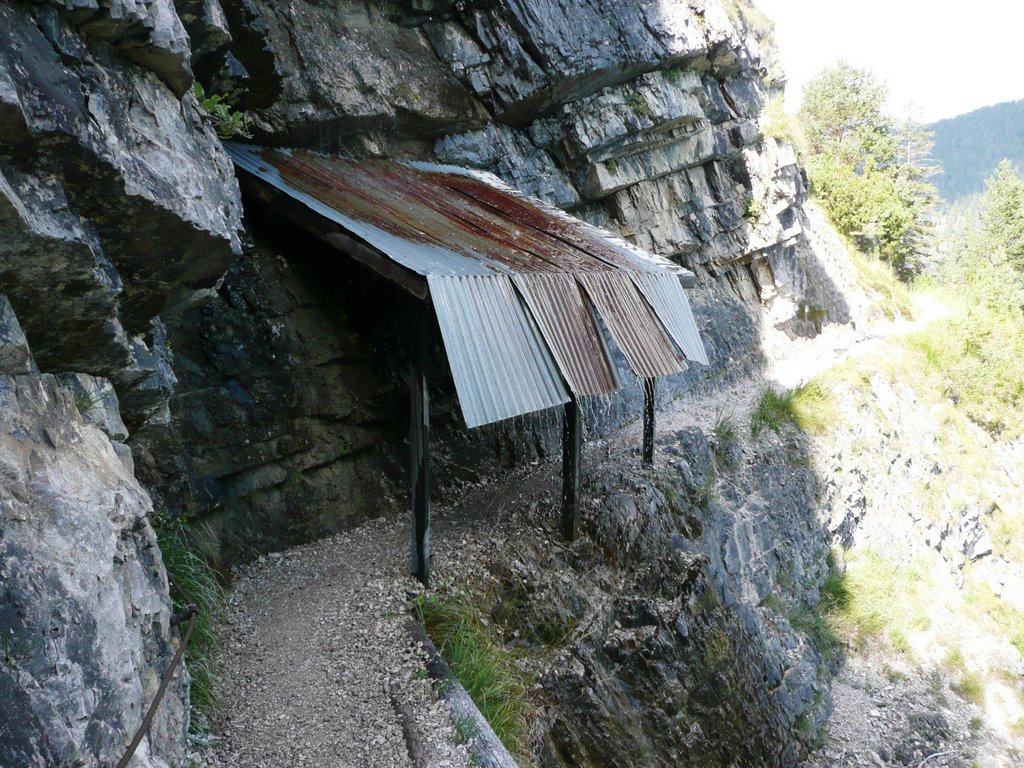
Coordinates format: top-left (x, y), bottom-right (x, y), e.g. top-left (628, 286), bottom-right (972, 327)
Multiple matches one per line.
top-left (1, 1), bottom-right (242, 763)
top-left (0, 0), bottom-right (855, 764)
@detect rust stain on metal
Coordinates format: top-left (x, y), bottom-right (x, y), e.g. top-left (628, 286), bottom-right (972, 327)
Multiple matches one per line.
top-left (225, 143), bottom-right (707, 428)
top-left (513, 273), bottom-right (619, 396)
top-left (577, 272), bottom-right (686, 379)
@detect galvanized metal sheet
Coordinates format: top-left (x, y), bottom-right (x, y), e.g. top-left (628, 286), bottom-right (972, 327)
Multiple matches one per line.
top-left (513, 273), bottom-right (619, 396)
top-left (428, 274), bottom-right (570, 428)
top-left (578, 272), bottom-right (685, 379)
top-left (630, 272), bottom-right (710, 365)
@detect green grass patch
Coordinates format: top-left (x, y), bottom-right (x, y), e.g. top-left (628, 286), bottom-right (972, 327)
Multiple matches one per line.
top-left (951, 671), bottom-right (986, 704)
top-left (962, 577), bottom-right (1024, 658)
top-left (832, 549), bottom-right (931, 652)
top-left (751, 380), bottom-right (833, 437)
top-left (416, 595), bottom-right (535, 758)
top-left (787, 563), bottom-right (851, 662)
top-left (157, 523), bottom-right (225, 726)
top-left (904, 281), bottom-right (1024, 438)
top-left (849, 247), bottom-right (915, 321)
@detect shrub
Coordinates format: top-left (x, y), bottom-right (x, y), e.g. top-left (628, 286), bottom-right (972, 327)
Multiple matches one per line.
top-left (193, 82), bottom-right (251, 139)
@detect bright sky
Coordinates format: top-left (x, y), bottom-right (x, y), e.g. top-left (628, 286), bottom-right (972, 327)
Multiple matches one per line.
top-left (755, 0), bottom-right (1024, 123)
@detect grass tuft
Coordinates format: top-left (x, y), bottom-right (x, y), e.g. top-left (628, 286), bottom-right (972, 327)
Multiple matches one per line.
top-left (951, 672), bottom-right (986, 704)
top-left (711, 410), bottom-right (739, 465)
top-left (157, 524), bottom-right (225, 727)
top-left (751, 386), bottom-right (795, 436)
top-left (751, 381), bottom-right (834, 437)
top-left (831, 549), bottom-right (931, 652)
top-left (416, 595), bottom-right (535, 758)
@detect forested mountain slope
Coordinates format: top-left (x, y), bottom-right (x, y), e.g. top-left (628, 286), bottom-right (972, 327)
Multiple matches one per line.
top-left (929, 100), bottom-right (1024, 202)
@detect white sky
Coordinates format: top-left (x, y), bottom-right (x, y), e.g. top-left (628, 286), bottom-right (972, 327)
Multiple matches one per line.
top-left (755, 0), bottom-right (1024, 122)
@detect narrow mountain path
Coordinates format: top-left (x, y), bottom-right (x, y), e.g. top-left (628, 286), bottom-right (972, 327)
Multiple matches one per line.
top-left (197, 461), bottom-right (562, 768)
top-left (196, 517), bottom-right (471, 768)
top-left (199, 295), bottom-right (952, 768)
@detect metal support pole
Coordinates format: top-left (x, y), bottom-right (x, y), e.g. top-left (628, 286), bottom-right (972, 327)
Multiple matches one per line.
top-left (561, 396), bottom-right (582, 542)
top-left (410, 309), bottom-right (431, 585)
top-left (642, 377), bottom-right (656, 466)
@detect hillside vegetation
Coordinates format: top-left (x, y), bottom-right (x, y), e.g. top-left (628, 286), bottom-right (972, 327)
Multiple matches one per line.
top-left (793, 64), bottom-right (1024, 755)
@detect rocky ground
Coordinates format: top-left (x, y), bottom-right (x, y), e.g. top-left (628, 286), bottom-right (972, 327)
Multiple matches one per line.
top-left (806, 653), bottom-right (986, 768)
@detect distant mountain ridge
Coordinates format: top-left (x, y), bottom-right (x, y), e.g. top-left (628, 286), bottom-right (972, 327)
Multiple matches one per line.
top-left (928, 99), bottom-right (1024, 202)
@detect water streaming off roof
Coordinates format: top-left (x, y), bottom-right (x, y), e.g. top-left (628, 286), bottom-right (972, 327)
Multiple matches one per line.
top-left (225, 143), bottom-right (708, 428)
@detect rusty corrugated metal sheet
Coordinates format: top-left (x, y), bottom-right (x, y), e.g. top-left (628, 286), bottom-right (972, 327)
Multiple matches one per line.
top-left (513, 273), bottom-right (619, 396)
top-left (577, 272), bottom-right (685, 379)
top-left (225, 142), bottom-right (708, 428)
top-left (428, 274), bottom-right (570, 428)
top-left (630, 272), bottom-right (710, 365)
top-left (227, 143), bottom-right (496, 277)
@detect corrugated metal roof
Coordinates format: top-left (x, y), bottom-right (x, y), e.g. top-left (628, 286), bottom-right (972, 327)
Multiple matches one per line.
top-left (630, 272), bottom-right (709, 366)
top-left (513, 273), bottom-right (619, 396)
top-left (225, 143), bottom-right (708, 429)
top-left (428, 274), bottom-right (569, 428)
top-left (578, 272), bottom-right (685, 379)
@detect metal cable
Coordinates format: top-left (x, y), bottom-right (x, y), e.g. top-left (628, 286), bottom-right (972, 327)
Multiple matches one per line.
top-left (115, 603), bottom-right (198, 768)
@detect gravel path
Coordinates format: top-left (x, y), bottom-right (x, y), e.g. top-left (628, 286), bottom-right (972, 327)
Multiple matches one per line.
top-left (196, 516), bottom-right (470, 768)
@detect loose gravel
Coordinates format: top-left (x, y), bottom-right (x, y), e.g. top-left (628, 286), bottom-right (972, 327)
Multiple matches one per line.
top-left (195, 516), bottom-right (470, 768)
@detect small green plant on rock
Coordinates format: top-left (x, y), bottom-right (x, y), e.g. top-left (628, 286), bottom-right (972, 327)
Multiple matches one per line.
top-left (193, 82), bottom-right (251, 139)
top-left (711, 410), bottom-right (739, 467)
top-left (744, 194), bottom-right (765, 222)
top-left (626, 93), bottom-right (654, 120)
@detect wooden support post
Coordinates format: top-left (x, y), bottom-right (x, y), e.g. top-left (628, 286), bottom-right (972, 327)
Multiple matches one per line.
top-left (642, 377), bottom-right (656, 466)
top-left (561, 396), bottom-right (582, 542)
top-left (410, 309), bottom-right (431, 585)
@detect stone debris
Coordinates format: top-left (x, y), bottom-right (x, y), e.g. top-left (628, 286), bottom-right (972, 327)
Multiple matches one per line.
top-left (196, 516), bottom-right (469, 768)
